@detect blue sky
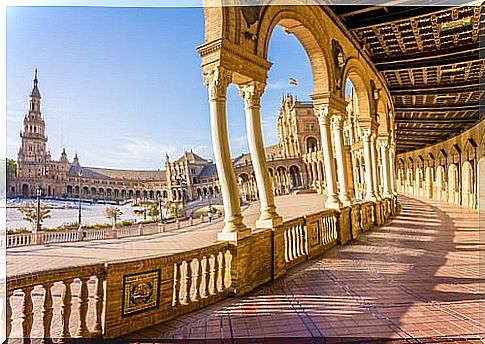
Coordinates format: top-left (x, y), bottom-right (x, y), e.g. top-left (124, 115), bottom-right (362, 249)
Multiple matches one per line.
top-left (7, 6), bottom-right (314, 169)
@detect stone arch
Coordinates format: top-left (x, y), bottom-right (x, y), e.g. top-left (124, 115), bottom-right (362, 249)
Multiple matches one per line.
top-left (306, 136), bottom-right (318, 153)
top-left (436, 165), bottom-right (446, 201)
top-left (342, 59), bottom-right (373, 121)
top-left (257, 6), bottom-right (333, 94)
top-left (22, 183), bottom-right (29, 197)
top-left (447, 164), bottom-right (459, 205)
top-left (461, 160), bottom-right (474, 208)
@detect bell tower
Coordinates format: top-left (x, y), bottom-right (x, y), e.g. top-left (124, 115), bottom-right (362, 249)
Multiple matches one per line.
top-left (17, 69), bottom-right (48, 178)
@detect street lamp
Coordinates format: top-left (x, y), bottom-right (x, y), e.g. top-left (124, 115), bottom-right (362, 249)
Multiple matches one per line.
top-left (158, 195), bottom-right (163, 223)
top-left (35, 186), bottom-right (42, 233)
top-left (78, 171), bottom-right (82, 227)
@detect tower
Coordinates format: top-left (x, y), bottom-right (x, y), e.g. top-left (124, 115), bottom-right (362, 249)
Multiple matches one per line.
top-left (17, 69), bottom-right (49, 179)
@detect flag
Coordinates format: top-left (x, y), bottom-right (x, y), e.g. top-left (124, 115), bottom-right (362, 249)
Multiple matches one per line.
top-left (289, 78), bottom-right (298, 86)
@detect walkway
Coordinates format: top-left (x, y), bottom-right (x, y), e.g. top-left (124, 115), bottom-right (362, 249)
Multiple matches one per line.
top-left (126, 195), bottom-right (484, 341)
top-left (7, 193), bottom-right (325, 277)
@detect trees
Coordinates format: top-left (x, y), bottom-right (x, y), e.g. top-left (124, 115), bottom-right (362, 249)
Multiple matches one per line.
top-left (5, 158), bottom-right (17, 186)
top-left (147, 202), bottom-right (160, 219)
top-left (17, 202), bottom-right (51, 231)
top-left (104, 206), bottom-right (123, 227)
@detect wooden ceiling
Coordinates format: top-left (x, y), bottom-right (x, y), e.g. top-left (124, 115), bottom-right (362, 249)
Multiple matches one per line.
top-left (330, 5), bottom-right (483, 154)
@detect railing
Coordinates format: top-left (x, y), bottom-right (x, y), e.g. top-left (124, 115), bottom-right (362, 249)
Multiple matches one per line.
top-left (7, 264), bottom-right (106, 339)
top-left (5, 214), bottom-right (224, 249)
top-left (116, 226), bottom-right (140, 238)
top-left (171, 244), bottom-right (232, 312)
top-left (84, 228), bottom-right (107, 241)
top-left (43, 230), bottom-right (79, 244)
top-left (6, 233), bottom-right (33, 248)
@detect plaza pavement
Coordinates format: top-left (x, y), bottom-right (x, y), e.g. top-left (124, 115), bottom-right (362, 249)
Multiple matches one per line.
top-left (125, 195), bottom-right (484, 342)
top-left (7, 193), bottom-right (326, 277)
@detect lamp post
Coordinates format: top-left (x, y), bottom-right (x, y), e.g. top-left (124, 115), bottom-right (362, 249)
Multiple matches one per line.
top-left (78, 171), bottom-right (82, 227)
top-left (158, 195), bottom-right (163, 223)
top-left (35, 186), bottom-right (42, 233)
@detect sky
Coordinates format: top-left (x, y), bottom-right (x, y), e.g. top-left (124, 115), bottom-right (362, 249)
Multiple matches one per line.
top-left (6, 6), bottom-right (314, 170)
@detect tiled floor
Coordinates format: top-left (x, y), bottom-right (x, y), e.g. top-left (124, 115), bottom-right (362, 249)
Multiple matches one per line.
top-left (126, 195), bottom-right (484, 342)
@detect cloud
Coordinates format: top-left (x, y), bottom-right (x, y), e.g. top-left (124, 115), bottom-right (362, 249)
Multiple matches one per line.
top-left (266, 81), bottom-right (289, 91)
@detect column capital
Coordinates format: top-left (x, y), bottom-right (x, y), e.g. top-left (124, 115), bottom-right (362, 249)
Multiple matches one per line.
top-left (203, 66), bottom-right (232, 101)
top-left (378, 137), bottom-right (389, 148)
top-left (238, 80), bottom-right (265, 108)
top-left (362, 128), bottom-right (372, 141)
top-left (316, 107), bottom-right (331, 126)
top-left (331, 113), bottom-right (345, 129)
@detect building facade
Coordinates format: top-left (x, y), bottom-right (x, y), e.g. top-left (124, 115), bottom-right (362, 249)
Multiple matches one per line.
top-left (8, 74), bottom-right (333, 203)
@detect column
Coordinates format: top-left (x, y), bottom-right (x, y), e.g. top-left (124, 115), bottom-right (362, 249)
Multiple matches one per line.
top-left (370, 133), bottom-right (381, 200)
top-left (362, 129), bottom-right (377, 201)
top-left (379, 138), bottom-right (392, 197)
top-left (240, 81), bottom-right (283, 227)
top-left (316, 107), bottom-right (341, 209)
top-left (203, 66), bottom-right (250, 241)
top-left (332, 114), bottom-right (351, 205)
top-left (425, 164), bottom-right (433, 199)
top-left (389, 143), bottom-right (397, 195)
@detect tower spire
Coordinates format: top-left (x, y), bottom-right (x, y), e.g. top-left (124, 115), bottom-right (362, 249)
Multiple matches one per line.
top-left (31, 68), bottom-right (41, 98)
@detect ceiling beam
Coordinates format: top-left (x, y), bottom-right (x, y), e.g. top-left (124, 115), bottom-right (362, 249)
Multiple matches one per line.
top-left (396, 128), bottom-right (461, 133)
top-left (391, 83), bottom-right (480, 95)
top-left (375, 46), bottom-right (480, 71)
top-left (396, 133), bottom-right (453, 139)
top-left (339, 6), bottom-right (385, 18)
top-left (395, 105), bottom-right (478, 112)
top-left (395, 119), bottom-right (477, 125)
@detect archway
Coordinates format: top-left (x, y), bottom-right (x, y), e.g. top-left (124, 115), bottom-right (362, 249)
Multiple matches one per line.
top-left (22, 184), bottom-right (29, 197)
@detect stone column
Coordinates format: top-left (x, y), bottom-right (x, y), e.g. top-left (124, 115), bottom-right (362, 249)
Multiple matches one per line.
top-left (379, 139), bottom-right (392, 197)
top-left (315, 161), bottom-right (323, 193)
top-left (332, 114), bottom-right (351, 205)
top-left (316, 107), bottom-right (341, 209)
top-left (203, 66), bottom-right (250, 241)
top-left (389, 144), bottom-right (397, 195)
top-left (425, 165), bottom-right (433, 199)
top-left (362, 129), bottom-right (377, 201)
top-left (239, 81), bottom-right (282, 228)
top-left (370, 133), bottom-right (381, 200)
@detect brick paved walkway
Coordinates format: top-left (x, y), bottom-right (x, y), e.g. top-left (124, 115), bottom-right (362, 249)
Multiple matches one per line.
top-left (126, 195), bottom-right (484, 342)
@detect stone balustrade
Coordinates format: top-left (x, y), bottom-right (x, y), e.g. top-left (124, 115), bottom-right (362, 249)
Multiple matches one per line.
top-left (7, 264), bottom-right (106, 340)
top-left (5, 213), bottom-right (222, 249)
top-left (6, 196), bottom-right (397, 340)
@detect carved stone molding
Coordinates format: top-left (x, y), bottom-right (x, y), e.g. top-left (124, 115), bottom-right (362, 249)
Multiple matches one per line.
top-left (238, 81), bottom-right (265, 108)
top-left (203, 66), bottom-right (233, 101)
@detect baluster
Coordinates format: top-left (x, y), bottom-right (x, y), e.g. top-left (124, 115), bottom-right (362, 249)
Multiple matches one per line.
top-left (200, 256), bottom-right (208, 298)
top-left (295, 225), bottom-right (302, 258)
top-left (208, 255), bottom-right (217, 295)
top-left (41, 282), bottom-right (54, 343)
top-left (217, 252), bottom-right (224, 293)
top-left (172, 263), bottom-right (179, 307)
top-left (286, 228), bottom-right (293, 261)
top-left (302, 225), bottom-right (308, 255)
top-left (93, 272), bottom-right (105, 337)
top-left (76, 277), bottom-right (90, 337)
top-left (21, 286), bottom-right (34, 340)
top-left (60, 279), bottom-right (73, 339)
top-left (189, 259), bottom-right (199, 302)
top-left (180, 261), bottom-right (189, 305)
top-left (283, 229), bottom-right (288, 262)
top-left (6, 290), bottom-right (12, 339)
top-left (224, 250), bottom-right (232, 289)
top-left (292, 226), bottom-right (298, 259)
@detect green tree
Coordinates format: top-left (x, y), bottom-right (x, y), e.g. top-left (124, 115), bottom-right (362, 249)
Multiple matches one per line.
top-left (147, 202), bottom-right (160, 219)
top-left (6, 159), bottom-right (17, 179)
top-left (17, 202), bottom-right (51, 231)
top-left (105, 206), bottom-right (123, 227)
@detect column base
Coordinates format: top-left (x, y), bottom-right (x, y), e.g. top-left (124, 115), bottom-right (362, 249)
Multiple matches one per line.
top-left (256, 215), bottom-right (283, 229)
top-left (217, 227), bottom-right (252, 242)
